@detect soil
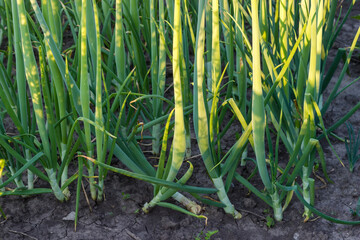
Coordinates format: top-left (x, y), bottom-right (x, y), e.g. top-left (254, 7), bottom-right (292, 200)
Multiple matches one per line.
top-left (1, 2), bottom-right (360, 240)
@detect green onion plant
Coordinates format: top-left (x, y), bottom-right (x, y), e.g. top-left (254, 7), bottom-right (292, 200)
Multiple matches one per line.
top-left (0, 0), bottom-right (360, 227)
top-left (345, 122), bottom-right (360, 172)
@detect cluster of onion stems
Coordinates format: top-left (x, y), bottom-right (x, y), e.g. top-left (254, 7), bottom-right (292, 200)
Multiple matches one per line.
top-left (0, 0), bottom-right (359, 227)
